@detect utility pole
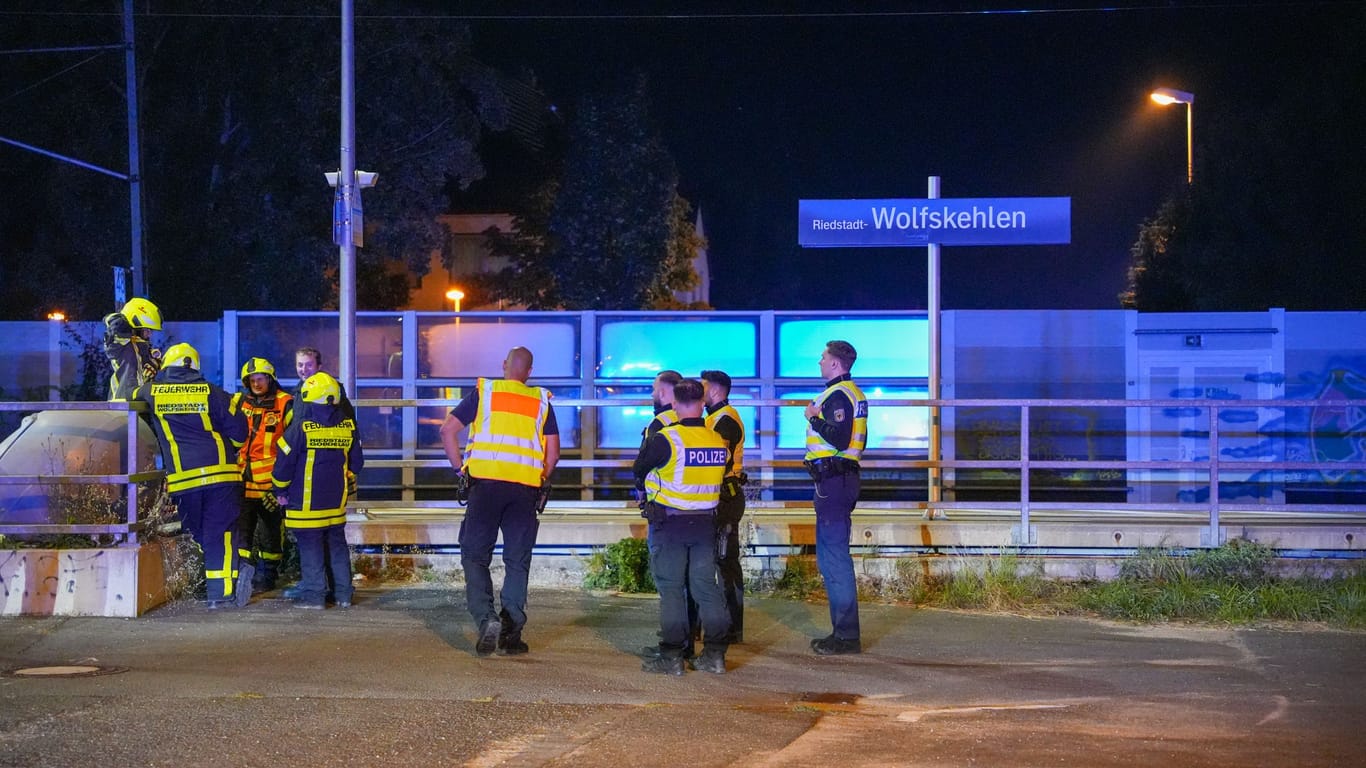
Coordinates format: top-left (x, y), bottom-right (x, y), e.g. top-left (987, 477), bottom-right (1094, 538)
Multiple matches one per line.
top-left (124, 0), bottom-right (146, 298)
top-left (337, 0), bottom-right (357, 396)
top-left (0, 1), bottom-right (147, 304)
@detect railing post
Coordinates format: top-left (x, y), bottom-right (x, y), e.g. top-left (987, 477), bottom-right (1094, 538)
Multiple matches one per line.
top-left (1014, 403), bottom-right (1035, 545)
top-left (579, 311), bottom-right (597, 501)
top-left (125, 402), bottom-right (139, 547)
top-left (400, 310), bottom-right (418, 502)
top-left (1205, 402), bottom-right (1222, 547)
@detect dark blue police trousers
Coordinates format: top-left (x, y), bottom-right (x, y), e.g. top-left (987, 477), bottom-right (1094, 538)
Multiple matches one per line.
top-left (814, 470), bottom-right (861, 641)
top-left (459, 478), bottom-right (540, 632)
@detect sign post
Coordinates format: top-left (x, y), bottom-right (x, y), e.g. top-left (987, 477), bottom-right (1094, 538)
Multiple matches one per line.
top-left (799, 184), bottom-right (1071, 518)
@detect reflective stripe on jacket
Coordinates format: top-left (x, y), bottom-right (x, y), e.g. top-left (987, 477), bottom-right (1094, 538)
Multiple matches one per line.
top-left (234, 390), bottom-right (294, 499)
top-left (134, 372), bottom-right (247, 495)
top-left (465, 378), bottom-right (550, 488)
top-left (272, 408), bottom-right (363, 529)
top-left (645, 424), bottom-right (727, 511)
top-left (804, 380), bottom-right (868, 462)
top-left (704, 403), bottom-right (745, 477)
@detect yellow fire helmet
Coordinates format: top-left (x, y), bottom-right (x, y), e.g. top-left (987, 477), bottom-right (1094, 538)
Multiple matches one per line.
top-left (163, 342), bottom-right (200, 371)
top-left (120, 297), bottom-right (162, 330)
top-left (300, 372), bottom-right (341, 405)
top-left (240, 357), bottom-right (277, 385)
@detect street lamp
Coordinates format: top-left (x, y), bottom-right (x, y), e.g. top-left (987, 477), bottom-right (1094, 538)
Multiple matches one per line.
top-left (1150, 87), bottom-right (1195, 184)
top-left (445, 288), bottom-right (465, 313)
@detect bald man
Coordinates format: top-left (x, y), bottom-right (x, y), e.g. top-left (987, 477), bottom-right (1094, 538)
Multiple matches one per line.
top-left (441, 347), bottom-right (561, 656)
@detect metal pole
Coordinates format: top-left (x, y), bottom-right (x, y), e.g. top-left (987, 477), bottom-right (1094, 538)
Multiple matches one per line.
top-left (338, 0), bottom-right (357, 396)
top-left (1185, 101), bottom-right (1194, 185)
top-left (123, 0), bottom-right (146, 297)
top-left (927, 176), bottom-right (942, 509)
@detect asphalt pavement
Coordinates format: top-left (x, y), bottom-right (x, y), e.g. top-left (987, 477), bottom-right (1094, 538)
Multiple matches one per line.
top-left (2, 585), bottom-right (1363, 767)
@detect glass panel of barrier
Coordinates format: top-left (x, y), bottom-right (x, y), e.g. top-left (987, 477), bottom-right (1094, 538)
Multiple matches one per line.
top-left (597, 318), bottom-right (758, 378)
top-left (593, 386), bottom-right (758, 450)
top-left (236, 313), bottom-right (406, 381)
top-left (414, 384), bottom-right (579, 450)
top-left (777, 385), bottom-right (929, 451)
top-left (419, 315), bottom-right (579, 379)
top-left (776, 316), bottom-right (929, 378)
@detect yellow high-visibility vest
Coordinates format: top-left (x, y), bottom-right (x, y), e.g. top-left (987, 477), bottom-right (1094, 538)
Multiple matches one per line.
top-left (704, 403), bottom-right (745, 477)
top-left (804, 380), bottom-right (868, 462)
top-left (645, 424), bottom-right (727, 511)
top-left (465, 378), bottom-right (550, 488)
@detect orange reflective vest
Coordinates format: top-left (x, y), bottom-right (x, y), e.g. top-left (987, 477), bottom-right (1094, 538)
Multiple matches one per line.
top-left (465, 378), bottom-right (551, 488)
top-left (233, 390), bottom-right (294, 499)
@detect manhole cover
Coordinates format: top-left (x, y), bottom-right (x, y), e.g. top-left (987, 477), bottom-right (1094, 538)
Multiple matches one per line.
top-left (6, 665), bottom-right (127, 678)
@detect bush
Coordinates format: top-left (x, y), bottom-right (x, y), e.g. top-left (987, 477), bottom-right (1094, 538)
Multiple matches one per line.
top-left (771, 557), bottom-right (823, 600)
top-left (1189, 538), bottom-right (1274, 586)
top-left (582, 537), bottom-right (654, 593)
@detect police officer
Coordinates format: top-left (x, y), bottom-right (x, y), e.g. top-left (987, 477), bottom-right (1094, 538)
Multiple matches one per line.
top-left (133, 343), bottom-right (248, 608)
top-left (641, 369), bottom-right (682, 443)
top-left (103, 297), bottom-right (163, 400)
top-left (439, 347), bottom-right (560, 656)
top-left (271, 372), bottom-right (363, 609)
top-left (232, 357), bottom-right (294, 592)
top-left (803, 339), bottom-right (868, 655)
top-left (635, 378), bottom-right (731, 675)
top-left (701, 369), bottom-right (747, 643)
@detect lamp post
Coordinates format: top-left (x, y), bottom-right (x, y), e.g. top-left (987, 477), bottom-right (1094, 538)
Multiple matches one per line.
top-left (1150, 87), bottom-right (1195, 184)
top-left (445, 288), bottom-right (465, 313)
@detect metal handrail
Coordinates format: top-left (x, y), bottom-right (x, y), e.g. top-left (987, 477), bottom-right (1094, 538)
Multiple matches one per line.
top-left (0, 400), bottom-right (161, 546)
top-left (4, 397), bottom-right (1364, 548)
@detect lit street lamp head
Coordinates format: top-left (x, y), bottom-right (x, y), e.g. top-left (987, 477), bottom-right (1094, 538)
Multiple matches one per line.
top-left (1150, 87), bottom-right (1195, 105)
top-left (1150, 86), bottom-right (1196, 184)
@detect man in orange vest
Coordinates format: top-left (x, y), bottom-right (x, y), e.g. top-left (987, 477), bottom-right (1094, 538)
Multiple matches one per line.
top-left (440, 347), bottom-right (560, 656)
top-left (233, 357), bottom-right (294, 592)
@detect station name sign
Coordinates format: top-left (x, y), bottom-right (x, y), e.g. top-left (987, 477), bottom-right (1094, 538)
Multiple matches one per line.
top-left (798, 197), bottom-right (1071, 247)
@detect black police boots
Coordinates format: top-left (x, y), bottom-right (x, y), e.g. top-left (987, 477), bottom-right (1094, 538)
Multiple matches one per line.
top-left (688, 648), bottom-right (726, 674)
top-left (641, 655), bottom-right (684, 676)
top-left (811, 635), bottom-right (862, 656)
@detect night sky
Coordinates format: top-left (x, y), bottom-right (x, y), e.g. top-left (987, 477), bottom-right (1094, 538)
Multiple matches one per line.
top-left (462, 2), bottom-right (1363, 311)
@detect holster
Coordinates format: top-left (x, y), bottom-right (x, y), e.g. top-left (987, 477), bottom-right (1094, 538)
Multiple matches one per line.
top-left (804, 457), bottom-right (859, 482)
top-left (715, 522), bottom-right (731, 560)
top-left (641, 501), bottom-right (668, 524)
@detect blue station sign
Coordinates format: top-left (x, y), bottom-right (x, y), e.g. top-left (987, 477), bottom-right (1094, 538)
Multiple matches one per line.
top-left (798, 197), bottom-right (1071, 247)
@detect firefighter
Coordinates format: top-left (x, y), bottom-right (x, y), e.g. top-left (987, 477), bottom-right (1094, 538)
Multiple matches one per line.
top-left (133, 342), bottom-right (249, 608)
top-left (103, 297), bottom-right (163, 401)
top-left (271, 372), bottom-right (363, 609)
top-left (232, 357), bottom-right (294, 592)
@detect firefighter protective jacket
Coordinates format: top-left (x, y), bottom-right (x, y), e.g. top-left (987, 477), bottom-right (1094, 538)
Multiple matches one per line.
top-left (232, 386), bottom-right (294, 500)
top-left (133, 366), bottom-right (248, 495)
top-left (272, 402), bottom-right (364, 529)
top-left (103, 312), bottom-right (160, 401)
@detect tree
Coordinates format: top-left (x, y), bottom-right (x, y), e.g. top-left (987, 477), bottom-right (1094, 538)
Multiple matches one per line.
top-left (1122, 29), bottom-right (1365, 311)
top-left (0, 3), bottom-right (512, 319)
top-left (481, 77), bottom-right (705, 310)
